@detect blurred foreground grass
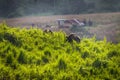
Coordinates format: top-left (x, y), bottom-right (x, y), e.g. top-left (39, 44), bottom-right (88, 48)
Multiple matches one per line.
top-left (0, 23), bottom-right (120, 80)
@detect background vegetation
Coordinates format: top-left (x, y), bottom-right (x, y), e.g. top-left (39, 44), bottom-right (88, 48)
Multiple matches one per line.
top-left (0, 0), bottom-right (120, 18)
top-left (0, 23), bottom-right (120, 80)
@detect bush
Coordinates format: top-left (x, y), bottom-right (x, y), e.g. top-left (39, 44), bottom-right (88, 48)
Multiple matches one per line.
top-left (0, 23), bottom-right (120, 80)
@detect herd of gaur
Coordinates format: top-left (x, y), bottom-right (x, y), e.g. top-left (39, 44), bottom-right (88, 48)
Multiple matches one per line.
top-left (43, 29), bottom-right (80, 43)
top-left (31, 18), bottom-right (93, 43)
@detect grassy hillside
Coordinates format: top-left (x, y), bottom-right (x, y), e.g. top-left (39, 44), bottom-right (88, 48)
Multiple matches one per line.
top-left (0, 23), bottom-right (120, 80)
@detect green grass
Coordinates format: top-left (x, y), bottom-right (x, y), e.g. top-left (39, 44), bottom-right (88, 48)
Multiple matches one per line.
top-left (0, 23), bottom-right (120, 80)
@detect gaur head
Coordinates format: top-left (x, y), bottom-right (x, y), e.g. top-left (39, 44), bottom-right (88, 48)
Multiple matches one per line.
top-left (43, 29), bottom-right (53, 34)
top-left (66, 33), bottom-right (80, 43)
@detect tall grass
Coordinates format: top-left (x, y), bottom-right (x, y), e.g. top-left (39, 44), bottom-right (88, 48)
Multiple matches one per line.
top-left (0, 23), bottom-right (120, 80)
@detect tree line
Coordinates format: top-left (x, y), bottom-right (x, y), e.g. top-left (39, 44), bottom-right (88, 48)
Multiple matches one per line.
top-left (0, 0), bottom-right (120, 18)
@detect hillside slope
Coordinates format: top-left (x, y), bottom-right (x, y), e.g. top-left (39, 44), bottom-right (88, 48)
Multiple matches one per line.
top-left (0, 23), bottom-right (120, 80)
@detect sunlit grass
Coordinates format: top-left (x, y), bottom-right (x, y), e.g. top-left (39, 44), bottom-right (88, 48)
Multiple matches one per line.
top-left (0, 23), bottom-right (120, 80)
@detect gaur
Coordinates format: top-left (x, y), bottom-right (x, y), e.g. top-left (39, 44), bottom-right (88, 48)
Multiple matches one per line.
top-left (66, 33), bottom-right (80, 43)
top-left (43, 29), bottom-right (53, 34)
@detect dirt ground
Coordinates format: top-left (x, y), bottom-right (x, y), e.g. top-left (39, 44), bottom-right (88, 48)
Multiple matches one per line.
top-left (0, 12), bottom-right (120, 43)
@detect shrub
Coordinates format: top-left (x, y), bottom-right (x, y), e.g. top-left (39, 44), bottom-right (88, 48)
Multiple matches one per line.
top-left (0, 23), bottom-right (120, 79)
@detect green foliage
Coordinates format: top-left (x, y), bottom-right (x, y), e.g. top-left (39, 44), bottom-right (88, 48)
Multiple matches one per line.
top-left (17, 50), bottom-right (27, 64)
top-left (6, 53), bottom-right (14, 65)
top-left (4, 32), bottom-right (22, 47)
top-left (0, 23), bottom-right (120, 80)
top-left (0, 0), bottom-right (120, 18)
top-left (58, 59), bottom-right (67, 70)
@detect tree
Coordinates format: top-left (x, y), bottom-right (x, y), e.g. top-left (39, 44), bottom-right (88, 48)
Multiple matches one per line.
top-left (0, 0), bottom-right (120, 18)
top-left (97, 0), bottom-right (120, 12)
top-left (56, 0), bottom-right (87, 14)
